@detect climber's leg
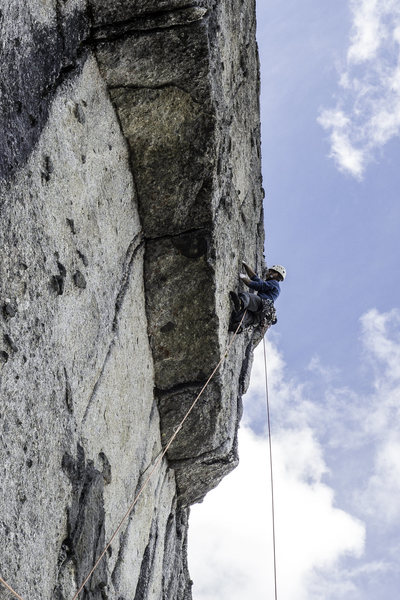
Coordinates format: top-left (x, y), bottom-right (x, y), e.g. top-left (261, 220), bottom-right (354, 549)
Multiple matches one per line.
top-left (229, 290), bottom-right (242, 312)
top-left (229, 292), bottom-right (263, 331)
top-left (238, 292), bottom-right (263, 312)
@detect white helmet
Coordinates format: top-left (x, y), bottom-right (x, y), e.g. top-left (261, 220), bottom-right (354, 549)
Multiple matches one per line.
top-left (270, 264), bottom-right (286, 281)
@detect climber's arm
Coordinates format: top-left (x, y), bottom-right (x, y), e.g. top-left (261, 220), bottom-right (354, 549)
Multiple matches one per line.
top-left (239, 273), bottom-right (252, 286)
top-left (242, 261), bottom-right (257, 279)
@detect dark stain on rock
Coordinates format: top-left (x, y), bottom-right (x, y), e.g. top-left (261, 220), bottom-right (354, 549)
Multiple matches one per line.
top-left (99, 451), bottom-right (112, 485)
top-left (64, 367), bottom-right (73, 413)
top-left (67, 218), bottom-right (76, 234)
top-left (51, 275), bottom-right (65, 295)
top-left (160, 321), bottom-right (176, 334)
top-left (194, 177), bottom-right (212, 207)
top-left (57, 261), bottom-right (67, 278)
top-left (0, 10), bottom-right (89, 181)
top-left (134, 518), bottom-right (158, 600)
top-left (0, 351), bottom-right (9, 364)
top-left (4, 334), bottom-right (18, 353)
top-left (171, 230), bottom-right (208, 259)
top-left (59, 444), bottom-right (108, 600)
top-left (73, 270), bottom-right (87, 289)
top-left (77, 250), bottom-right (89, 267)
top-left (162, 508), bottom-right (192, 599)
top-left (73, 102), bottom-right (86, 124)
top-left (2, 299), bottom-right (17, 318)
top-left (51, 261), bottom-right (67, 295)
top-left (41, 155), bottom-right (54, 183)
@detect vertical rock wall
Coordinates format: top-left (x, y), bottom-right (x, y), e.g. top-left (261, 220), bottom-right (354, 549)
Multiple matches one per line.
top-left (0, 1), bottom-right (264, 599)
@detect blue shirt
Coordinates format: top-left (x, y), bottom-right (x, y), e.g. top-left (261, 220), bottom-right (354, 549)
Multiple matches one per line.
top-left (248, 275), bottom-right (280, 302)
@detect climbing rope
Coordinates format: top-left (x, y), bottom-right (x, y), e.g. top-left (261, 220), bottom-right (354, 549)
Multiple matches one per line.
top-left (263, 335), bottom-right (278, 600)
top-left (0, 311), bottom-right (247, 600)
top-left (0, 576), bottom-right (24, 600)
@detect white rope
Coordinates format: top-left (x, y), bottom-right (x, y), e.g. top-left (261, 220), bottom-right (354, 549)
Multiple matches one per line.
top-left (70, 311), bottom-right (247, 599)
top-left (0, 314), bottom-right (248, 600)
top-left (0, 576), bottom-right (24, 600)
top-left (263, 335), bottom-right (278, 600)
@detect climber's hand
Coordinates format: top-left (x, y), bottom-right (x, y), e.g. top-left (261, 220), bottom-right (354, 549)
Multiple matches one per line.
top-left (239, 274), bottom-right (251, 286)
top-left (241, 262), bottom-right (256, 279)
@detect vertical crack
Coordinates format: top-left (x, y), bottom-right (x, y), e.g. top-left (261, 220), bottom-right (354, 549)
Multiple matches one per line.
top-left (82, 234), bottom-right (143, 422)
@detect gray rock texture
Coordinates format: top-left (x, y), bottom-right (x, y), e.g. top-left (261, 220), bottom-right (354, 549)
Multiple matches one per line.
top-left (0, 1), bottom-right (265, 599)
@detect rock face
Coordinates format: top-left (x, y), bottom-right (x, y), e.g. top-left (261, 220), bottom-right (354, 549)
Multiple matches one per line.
top-left (0, 1), bottom-right (264, 599)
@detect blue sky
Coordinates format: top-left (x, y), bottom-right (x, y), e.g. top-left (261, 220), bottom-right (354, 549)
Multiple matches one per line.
top-left (189, 1), bottom-right (400, 598)
top-left (262, 0), bottom-right (400, 387)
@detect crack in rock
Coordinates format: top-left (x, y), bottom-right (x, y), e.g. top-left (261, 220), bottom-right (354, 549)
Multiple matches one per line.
top-left (92, 6), bottom-right (208, 41)
top-left (133, 517), bottom-right (159, 600)
top-left (58, 444), bottom-right (107, 600)
top-left (82, 234), bottom-right (143, 422)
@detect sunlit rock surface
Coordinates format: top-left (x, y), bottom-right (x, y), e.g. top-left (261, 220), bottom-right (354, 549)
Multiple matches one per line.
top-left (0, 1), bottom-right (264, 598)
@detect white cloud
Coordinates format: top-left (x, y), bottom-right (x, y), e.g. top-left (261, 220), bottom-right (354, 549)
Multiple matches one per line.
top-left (188, 427), bottom-right (273, 600)
top-left (189, 343), bottom-right (365, 600)
top-left (272, 428), bottom-right (365, 600)
top-left (294, 308), bottom-right (400, 527)
top-left (308, 355), bottom-right (340, 381)
top-left (354, 309), bottom-right (400, 523)
top-left (347, 0), bottom-right (385, 64)
top-left (189, 307), bottom-right (400, 599)
top-left (302, 309), bottom-right (400, 526)
top-left (362, 437), bottom-right (400, 522)
top-left (318, 0), bottom-right (400, 177)
top-left (360, 308), bottom-right (400, 383)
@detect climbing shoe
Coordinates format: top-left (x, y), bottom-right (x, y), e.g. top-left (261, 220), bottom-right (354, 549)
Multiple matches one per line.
top-left (229, 291), bottom-right (242, 312)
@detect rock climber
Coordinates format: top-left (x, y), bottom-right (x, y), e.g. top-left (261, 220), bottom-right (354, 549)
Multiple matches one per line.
top-left (229, 262), bottom-right (286, 332)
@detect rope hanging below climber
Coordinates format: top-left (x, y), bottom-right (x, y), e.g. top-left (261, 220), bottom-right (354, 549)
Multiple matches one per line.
top-left (0, 311), bottom-right (248, 600)
top-left (0, 260), bottom-right (286, 600)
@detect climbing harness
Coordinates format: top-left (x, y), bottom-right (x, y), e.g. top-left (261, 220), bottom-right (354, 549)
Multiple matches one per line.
top-left (263, 335), bottom-right (278, 600)
top-left (229, 298), bottom-right (277, 334)
top-left (0, 311), bottom-right (248, 600)
top-left (260, 298), bottom-right (277, 328)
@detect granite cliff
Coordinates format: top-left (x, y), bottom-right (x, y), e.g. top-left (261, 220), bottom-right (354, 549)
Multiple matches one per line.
top-left (0, 1), bottom-right (265, 598)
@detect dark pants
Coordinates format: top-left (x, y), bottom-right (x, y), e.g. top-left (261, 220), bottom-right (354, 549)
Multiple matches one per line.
top-left (230, 292), bottom-right (264, 329)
